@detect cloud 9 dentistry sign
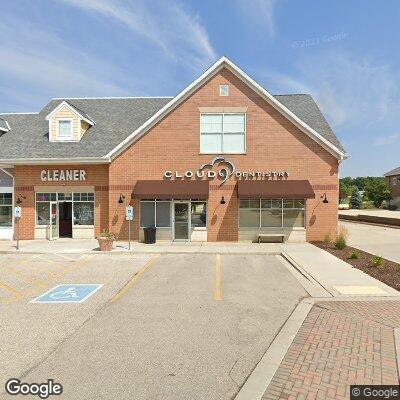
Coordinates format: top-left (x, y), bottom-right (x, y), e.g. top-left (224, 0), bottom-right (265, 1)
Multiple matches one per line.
top-left (164, 157), bottom-right (290, 184)
top-left (41, 169), bottom-right (86, 182)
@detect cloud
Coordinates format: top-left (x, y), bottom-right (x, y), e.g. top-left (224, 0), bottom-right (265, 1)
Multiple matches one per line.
top-left (258, 50), bottom-right (400, 130)
top-left (0, 17), bottom-right (133, 111)
top-left (373, 133), bottom-right (400, 146)
top-left (234, 0), bottom-right (277, 37)
top-left (56, 0), bottom-right (217, 70)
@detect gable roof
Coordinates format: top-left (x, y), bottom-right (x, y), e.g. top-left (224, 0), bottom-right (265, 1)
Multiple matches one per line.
top-left (0, 57), bottom-right (347, 165)
top-left (45, 100), bottom-right (95, 126)
top-left (0, 98), bottom-right (171, 163)
top-left (105, 57), bottom-right (347, 161)
top-left (384, 167), bottom-right (400, 177)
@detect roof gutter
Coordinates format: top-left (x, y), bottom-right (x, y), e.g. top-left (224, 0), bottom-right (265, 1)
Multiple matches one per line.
top-left (0, 157), bottom-right (110, 166)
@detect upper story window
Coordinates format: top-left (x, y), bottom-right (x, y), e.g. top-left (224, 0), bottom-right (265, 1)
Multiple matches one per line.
top-left (219, 84), bottom-right (229, 96)
top-left (200, 113), bottom-right (245, 154)
top-left (392, 177), bottom-right (398, 187)
top-left (57, 120), bottom-right (73, 140)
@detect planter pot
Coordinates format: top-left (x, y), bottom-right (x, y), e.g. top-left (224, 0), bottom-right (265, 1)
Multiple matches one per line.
top-left (97, 237), bottom-right (114, 252)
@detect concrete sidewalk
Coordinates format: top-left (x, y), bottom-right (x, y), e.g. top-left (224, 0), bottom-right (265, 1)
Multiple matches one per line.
top-left (282, 243), bottom-right (400, 297)
top-left (0, 238), bottom-right (281, 255)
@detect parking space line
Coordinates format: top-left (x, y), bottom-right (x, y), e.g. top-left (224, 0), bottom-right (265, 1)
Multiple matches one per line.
top-left (2, 265), bottom-right (47, 288)
top-left (214, 254), bottom-right (221, 301)
top-left (110, 254), bottom-right (160, 303)
top-left (23, 254), bottom-right (42, 263)
top-left (0, 281), bottom-right (25, 298)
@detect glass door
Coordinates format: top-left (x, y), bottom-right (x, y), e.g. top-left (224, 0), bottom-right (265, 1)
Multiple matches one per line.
top-left (50, 201), bottom-right (59, 240)
top-left (174, 202), bottom-right (189, 241)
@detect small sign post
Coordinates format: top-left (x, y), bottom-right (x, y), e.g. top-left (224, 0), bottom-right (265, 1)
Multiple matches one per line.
top-left (14, 207), bottom-right (22, 250)
top-left (125, 206), bottom-right (134, 250)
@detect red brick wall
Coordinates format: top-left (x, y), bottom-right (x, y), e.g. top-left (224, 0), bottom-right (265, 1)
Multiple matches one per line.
top-left (13, 67), bottom-right (339, 241)
top-left (387, 175), bottom-right (400, 199)
top-left (14, 164), bottom-right (109, 239)
top-left (109, 67), bottom-right (339, 242)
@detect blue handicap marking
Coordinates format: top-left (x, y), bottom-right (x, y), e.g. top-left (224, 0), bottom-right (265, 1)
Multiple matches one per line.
top-left (31, 284), bottom-right (103, 303)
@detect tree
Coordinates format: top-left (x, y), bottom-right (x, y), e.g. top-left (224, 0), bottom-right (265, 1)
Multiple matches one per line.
top-left (364, 180), bottom-right (392, 208)
top-left (349, 186), bottom-right (362, 209)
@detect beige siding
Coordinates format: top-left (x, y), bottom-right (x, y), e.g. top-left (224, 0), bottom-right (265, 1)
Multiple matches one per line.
top-left (49, 106), bottom-right (80, 141)
top-left (81, 120), bottom-right (90, 137)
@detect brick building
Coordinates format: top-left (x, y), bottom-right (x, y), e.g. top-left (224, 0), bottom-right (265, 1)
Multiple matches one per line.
top-left (384, 167), bottom-right (400, 207)
top-left (0, 58), bottom-right (347, 242)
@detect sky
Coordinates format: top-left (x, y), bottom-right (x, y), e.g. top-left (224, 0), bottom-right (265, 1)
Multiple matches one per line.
top-left (1, 0), bottom-right (399, 177)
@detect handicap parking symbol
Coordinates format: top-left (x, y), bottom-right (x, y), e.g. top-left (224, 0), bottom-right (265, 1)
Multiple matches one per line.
top-left (31, 284), bottom-right (103, 303)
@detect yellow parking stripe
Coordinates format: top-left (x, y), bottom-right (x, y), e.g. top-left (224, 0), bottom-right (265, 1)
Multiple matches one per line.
top-left (110, 254), bottom-right (160, 303)
top-left (2, 265), bottom-right (47, 288)
top-left (214, 254), bottom-right (221, 301)
top-left (0, 281), bottom-right (24, 298)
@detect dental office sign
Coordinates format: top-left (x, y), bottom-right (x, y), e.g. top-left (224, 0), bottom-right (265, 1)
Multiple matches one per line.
top-left (164, 156), bottom-right (290, 184)
top-left (40, 169), bottom-right (86, 182)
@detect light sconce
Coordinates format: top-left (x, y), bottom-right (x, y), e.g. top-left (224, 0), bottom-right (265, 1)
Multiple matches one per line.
top-left (220, 196), bottom-right (226, 205)
top-left (118, 194), bottom-right (125, 204)
top-left (16, 194), bottom-right (26, 205)
top-left (321, 193), bottom-right (329, 204)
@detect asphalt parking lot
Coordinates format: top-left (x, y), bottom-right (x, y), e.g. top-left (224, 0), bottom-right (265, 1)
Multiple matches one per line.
top-left (0, 252), bottom-right (307, 400)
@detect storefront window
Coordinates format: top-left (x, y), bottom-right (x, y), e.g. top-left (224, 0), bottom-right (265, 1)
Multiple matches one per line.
top-left (36, 193), bottom-right (55, 226)
top-left (35, 192), bottom-right (94, 226)
top-left (0, 193), bottom-right (12, 227)
top-left (239, 199), bottom-right (305, 228)
top-left (191, 202), bottom-right (207, 227)
top-left (73, 193), bottom-right (94, 226)
top-left (73, 202), bottom-right (94, 225)
top-left (140, 200), bottom-right (171, 228)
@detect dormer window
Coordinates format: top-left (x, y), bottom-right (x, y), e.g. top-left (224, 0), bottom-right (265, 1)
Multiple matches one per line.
top-left (57, 119), bottom-right (73, 141)
top-left (45, 100), bottom-right (94, 143)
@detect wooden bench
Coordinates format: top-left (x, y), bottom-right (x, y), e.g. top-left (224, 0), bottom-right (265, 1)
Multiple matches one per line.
top-left (257, 233), bottom-right (285, 243)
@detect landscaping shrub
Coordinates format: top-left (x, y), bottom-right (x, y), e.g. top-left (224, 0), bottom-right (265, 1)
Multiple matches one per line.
top-left (348, 251), bottom-right (359, 260)
top-left (335, 226), bottom-right (348, 250)
top-left (371, 255), bottom-right (384, 268)
top-left (323, 233), bottom-right (331, 243)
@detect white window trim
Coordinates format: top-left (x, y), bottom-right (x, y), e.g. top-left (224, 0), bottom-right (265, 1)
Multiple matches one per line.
top-left (200, 112), bottom-right (246, 155)
top-left (56, 119), bottom-right (74, 141)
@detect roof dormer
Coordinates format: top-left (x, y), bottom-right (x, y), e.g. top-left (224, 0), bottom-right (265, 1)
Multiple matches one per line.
top-left (0, 117), bottom-right (10, 135)
top-left (45, 101), bottom-right (94, 142)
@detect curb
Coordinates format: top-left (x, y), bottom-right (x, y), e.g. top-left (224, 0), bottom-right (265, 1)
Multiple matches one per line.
top-left (234, 298), bottom-right (314, 400)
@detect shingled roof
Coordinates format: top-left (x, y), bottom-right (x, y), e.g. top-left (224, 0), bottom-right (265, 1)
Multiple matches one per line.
top-left (384, 167), bottom-right (400, 177)
top-left (0, 94), bottom-right (344, 162)
top-left (0, 117), bottom-right (10, 132)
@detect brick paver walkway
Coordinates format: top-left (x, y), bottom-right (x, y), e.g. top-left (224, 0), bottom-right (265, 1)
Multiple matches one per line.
top-left (262, 301), bottom-right (400, 400)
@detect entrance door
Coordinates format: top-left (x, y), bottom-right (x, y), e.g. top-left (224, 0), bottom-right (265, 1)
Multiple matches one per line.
top-left (49, 201), bottom-right (59, 240)
top-left (174, 202), bottom-right (189, 241)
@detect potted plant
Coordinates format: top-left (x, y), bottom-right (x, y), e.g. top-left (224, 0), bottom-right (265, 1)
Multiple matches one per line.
top-left (97, 230), bottom-right (117, 252)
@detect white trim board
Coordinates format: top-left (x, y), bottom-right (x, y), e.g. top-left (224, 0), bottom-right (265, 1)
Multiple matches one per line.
top-left (45, 101), bottom-right (95, 126)
top-left (105, 56), bottom-right (348, 161)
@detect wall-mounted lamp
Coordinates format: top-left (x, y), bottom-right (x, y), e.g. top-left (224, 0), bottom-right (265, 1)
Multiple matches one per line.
top-left (118, 194), bottom-right (125, 204)
top-left (220, 196), bottom-right (226, 205)
top-left (321, 193), bottom-right (329, 204)
top-left (16, 194), bottom-right (26, 205)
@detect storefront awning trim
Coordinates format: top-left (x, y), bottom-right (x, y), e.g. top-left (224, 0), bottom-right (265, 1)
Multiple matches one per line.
top-left (237, 180), bottom-right (315, 199)
top-left (133, 180), bottom-right (209, 200)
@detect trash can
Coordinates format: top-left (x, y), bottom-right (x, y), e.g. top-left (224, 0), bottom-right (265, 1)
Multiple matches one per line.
top-left (143, 226), bottom-right (156, 244)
